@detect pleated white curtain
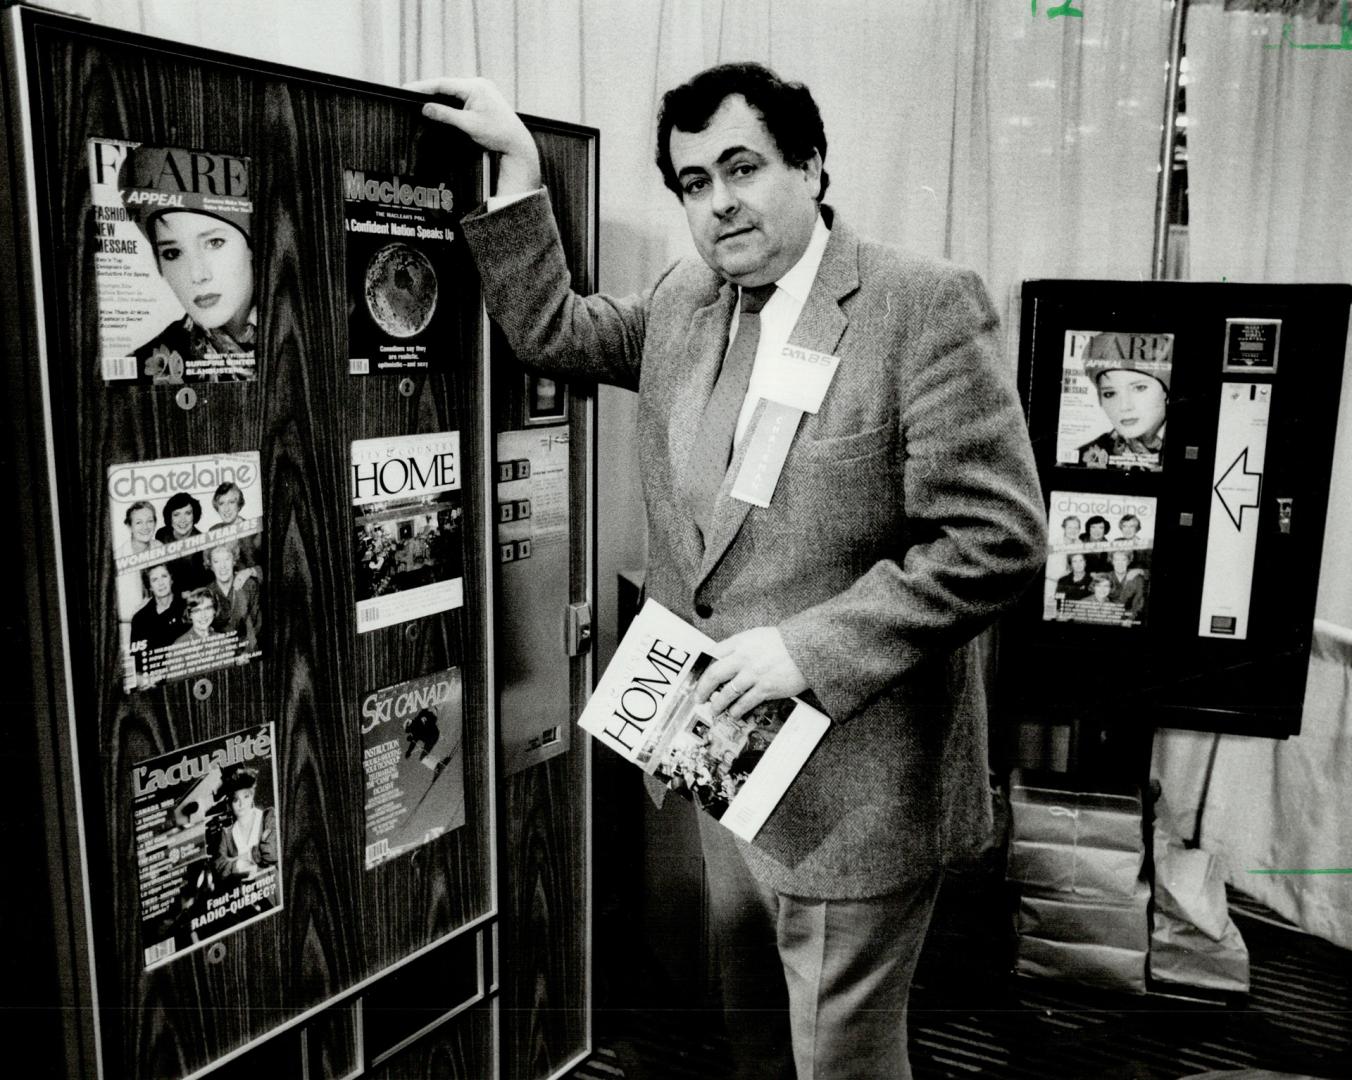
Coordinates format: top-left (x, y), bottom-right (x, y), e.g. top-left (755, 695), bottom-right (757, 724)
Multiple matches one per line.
top-left (63, 0), bottom-right (1173, 664)
top-left (1152, 0), bottom-right (1352, 952)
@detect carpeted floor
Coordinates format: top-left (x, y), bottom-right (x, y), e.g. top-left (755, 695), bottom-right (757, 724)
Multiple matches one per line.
top-left (573, 891), bottom-right (1352, 1080)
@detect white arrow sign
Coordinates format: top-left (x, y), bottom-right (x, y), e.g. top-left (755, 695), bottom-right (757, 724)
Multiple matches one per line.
top-left (1213, 447), bottom-right (1262, 530)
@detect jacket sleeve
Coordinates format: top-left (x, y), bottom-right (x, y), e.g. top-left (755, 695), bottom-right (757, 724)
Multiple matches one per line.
top-left (461, 188), bottom-right (672, 393)
top-left (777, 268), bottom-right (1046, 722)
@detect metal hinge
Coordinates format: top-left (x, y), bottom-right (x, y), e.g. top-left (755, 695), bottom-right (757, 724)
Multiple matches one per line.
top-left (564, 601), bottom-right (592, 657)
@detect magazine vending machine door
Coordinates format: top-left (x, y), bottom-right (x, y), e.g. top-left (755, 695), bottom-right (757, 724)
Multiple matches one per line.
top-left (999, 279), bottom-right (1351, 752)
top-left (490, 114), bottom-right (599, 1080)
top-left (0, 7), bottom-right (554, 1078)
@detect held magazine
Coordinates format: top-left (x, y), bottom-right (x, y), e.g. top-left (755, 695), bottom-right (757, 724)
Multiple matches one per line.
top-left (581, 599), bottom-right (830, 842)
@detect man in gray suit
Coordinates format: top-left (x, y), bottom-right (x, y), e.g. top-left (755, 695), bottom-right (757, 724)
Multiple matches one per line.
top-left (415, 63), bottom-right (1046, 1080)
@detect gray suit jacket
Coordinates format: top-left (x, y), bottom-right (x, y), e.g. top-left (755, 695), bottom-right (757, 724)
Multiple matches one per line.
top-left (463, 191), bottom-right (1046, 898)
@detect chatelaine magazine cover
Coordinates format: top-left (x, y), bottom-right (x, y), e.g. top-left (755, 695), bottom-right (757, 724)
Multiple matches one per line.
top-left (134, 724), bottom-right (282, 971)
top-left (581, 599), bottom-right (830, 842)
top-left (351, 432), bottom-right (465, 632)
top-left (1055, 330), bottom-right (1173, 472)
top-left (108, 452), bottom-right (264, 691)
top-left (344, 169), bottom-right (458, 375)
top-left (89, 139), bottom-right (256, 384)
top-left (360, 669), bottom-right (466, 870)
top-left (1044, 490), bottom-right (1157, 629)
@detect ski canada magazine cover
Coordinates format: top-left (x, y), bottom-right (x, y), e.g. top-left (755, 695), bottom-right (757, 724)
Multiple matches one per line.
top-left (351, 432), bottom-right (465, 632)
top-left (361, 669), bottom-right (467, 869)
top-left (134, 724), bottom-right (282, 970)
top-left (344, 168), bottom-right (458, 375)
top-left (109, 451), bottom-right (264, 691)
top-left (89, 138), bottom-right (256, 384)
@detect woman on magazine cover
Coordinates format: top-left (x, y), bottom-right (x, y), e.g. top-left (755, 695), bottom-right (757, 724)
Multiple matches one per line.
top-left (119, 149), bottom-right (255, 383)
top-left (204, 540), bottom-right (261, 655)
top-left (1055, 552), bottom-right (1095, 604)
top-left (208, 480), bottom-right (262, 573)
top-left (129, 562), bottom-right (188, 664)
top-left (115, 500), bottom-right (163, 559)
top-left (1077, 351), bottom-right (1170, 471)
top-left (174, 588), bottom-right (224, 646)
top-left (157, 491), bottom-right (211, 590)
top-left (214, 766), bottom-right (277, 882)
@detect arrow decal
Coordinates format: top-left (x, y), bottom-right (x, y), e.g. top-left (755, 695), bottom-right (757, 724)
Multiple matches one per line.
top-left (1214, 447), bottom-right (1262, 530)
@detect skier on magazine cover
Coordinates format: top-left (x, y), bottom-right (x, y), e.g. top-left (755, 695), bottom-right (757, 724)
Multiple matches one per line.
top-left (1076, 332), bottom-right (1170, 470)
top-left (119, 147), bottom-right (255, 383)
top-left (414, 62), bottom-right (1044, 1079)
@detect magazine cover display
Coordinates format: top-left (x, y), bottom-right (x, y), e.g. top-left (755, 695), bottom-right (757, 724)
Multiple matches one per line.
top-left (351, 432), bottom-right (464, 632)
top-left (109, 452), bottom-right (264, 691)
top-left (344, 168), bottom-right (457, 375)
top-left (89, 139), bottom-right (256, 384)
top-left (1055, 330), bottom-right (1173, 472)
top-left (134, 724), bottom-right (282, 971)
top-left (360, 669), bottom-right (467, 870)
top-left (581, 599), bottom-right (830, 842)
top-left (1044, 491), bottom-right (1157, 628)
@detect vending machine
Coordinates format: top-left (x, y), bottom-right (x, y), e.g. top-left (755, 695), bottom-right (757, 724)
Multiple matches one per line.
top-left (1000, 278), bottom-right (1350, 742)
top-left (1, 6), bottom-right (597, 1078)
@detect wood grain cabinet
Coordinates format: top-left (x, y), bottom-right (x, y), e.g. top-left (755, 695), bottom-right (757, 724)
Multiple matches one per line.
top-left (1, 7), bottom-right (596, 1078)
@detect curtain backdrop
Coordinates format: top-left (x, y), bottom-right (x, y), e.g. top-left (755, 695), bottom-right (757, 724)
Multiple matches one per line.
top-left (64, 0), bottom-right (1173, 666)
top-left (1153, 0), bottom-right (1352, 951)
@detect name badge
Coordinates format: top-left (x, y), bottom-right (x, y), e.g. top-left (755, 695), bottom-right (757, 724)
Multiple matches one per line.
top-left (731, 401), bottom-right (804, 508)
top-left (759, 345), bottom-right (840, 413)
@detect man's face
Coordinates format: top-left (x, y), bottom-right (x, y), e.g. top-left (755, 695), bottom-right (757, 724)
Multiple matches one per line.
top-left (667, 95), bottom-right (821, 287)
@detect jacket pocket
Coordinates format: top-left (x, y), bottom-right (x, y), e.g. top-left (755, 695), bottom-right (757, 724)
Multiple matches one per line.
top-left (799, 421), bottom-right (892, 465)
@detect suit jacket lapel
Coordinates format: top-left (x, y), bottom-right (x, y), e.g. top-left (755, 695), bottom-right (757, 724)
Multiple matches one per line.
top-left (669, 281), bottom-right (737, 582)
top-left (696, 216), bottom-right (862, 586)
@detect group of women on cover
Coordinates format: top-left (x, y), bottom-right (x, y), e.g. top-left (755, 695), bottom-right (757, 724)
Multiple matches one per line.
top-left (1052, 512), bottom-right (1151, 625)
top-left (121, 481), bottom-right (262, 670)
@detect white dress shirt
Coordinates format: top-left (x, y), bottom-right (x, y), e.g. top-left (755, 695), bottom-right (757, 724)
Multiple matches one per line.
top-left (730, 214), bottom-right (830, 444)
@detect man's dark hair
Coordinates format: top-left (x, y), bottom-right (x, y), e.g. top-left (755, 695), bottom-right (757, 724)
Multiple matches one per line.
top-left (655, 62), bottom-right (830, 202)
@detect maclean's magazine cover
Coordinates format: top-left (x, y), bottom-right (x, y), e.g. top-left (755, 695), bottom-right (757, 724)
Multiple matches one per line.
top-left (134, 723), bottom-right (282, 971)
top-left (581, 599), bottom-right (830, 842)
top-left (344, 168), bottom-right (458, 375)
top-left (109, 451), bottom-right (264, 691)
